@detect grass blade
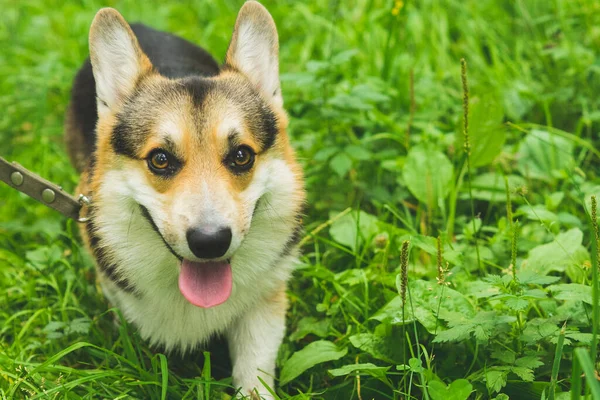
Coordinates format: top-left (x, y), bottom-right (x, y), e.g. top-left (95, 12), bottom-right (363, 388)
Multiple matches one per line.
top-left (571, 357), bottom-right (582, 400)
top-left (589, 196), bottom-right (599, 364)
top-left (549, 322), bottom-right (566, 400)
top-left (158, 354), bottom-right (169, 400)
top-left (7, 342), bottom-right (95, 398)
top-left (202, 351), bottom-right (211, 400)
top-left (574, 348), bottom-right (600, 399)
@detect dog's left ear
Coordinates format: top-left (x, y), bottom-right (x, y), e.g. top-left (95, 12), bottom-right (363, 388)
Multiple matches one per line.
top-left (225, 1), bottom-right (282, 107)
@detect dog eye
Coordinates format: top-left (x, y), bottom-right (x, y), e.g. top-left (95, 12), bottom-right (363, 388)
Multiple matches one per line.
top-left (228, 146), bottom-right (255, 171)
top-left (147, 149), bottom-right (179, 175)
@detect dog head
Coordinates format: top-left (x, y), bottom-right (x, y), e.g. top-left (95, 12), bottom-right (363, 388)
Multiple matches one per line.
top-left (87, 2), bottom-right (304, 307)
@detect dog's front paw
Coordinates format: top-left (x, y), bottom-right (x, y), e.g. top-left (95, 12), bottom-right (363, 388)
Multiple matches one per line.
top-left (235, 388), bottom-right (275, 400)
top-left (251, 391), bottom-right (275, 400)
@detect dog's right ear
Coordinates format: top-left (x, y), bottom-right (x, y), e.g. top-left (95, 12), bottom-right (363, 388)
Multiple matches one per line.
top-left (89, 8), bottom-right (152, 116)
top-left (225, 1), bottom-right (282, 107)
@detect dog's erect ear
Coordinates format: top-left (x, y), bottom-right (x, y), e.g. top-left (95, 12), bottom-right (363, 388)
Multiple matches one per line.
top-left (89, 8), bottom-right (152, 116)
top-left (225, 1), bottom-right (282, 107)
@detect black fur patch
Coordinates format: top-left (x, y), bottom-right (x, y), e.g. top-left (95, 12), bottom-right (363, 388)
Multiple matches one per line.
top-left (179, 77), bottom-right (214, 109)
top-left (87, 153), bottom-right (97, 183)
top-left (281, 223), bottom-right (303, 257)
top-left (111, 117), bottom-right (141, 159)
top-left (86, 214), bottom-right (137, 294)
top-left (256, 103), bottom-right (278, 151)
top-left (139, 204), bottom-right (183, 261)
top-left (278, 205), bottom-right (305, 260)
top-left (231, 85), bottom-right (279, 152)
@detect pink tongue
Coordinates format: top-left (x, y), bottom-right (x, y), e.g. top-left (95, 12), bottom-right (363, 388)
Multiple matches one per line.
top-left (179, 260), bottom-right (232, 308)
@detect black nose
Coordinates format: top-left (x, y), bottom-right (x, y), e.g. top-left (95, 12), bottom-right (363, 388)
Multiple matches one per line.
top-left (186, 226), bottom-right (232, 259)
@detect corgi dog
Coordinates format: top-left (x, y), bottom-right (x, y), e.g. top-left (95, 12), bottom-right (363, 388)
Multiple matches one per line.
top-left (64, 2), bottom-right (305, 398)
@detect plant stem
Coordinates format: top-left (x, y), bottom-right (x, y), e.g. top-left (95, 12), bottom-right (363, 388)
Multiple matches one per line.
top-left (511, 220), bottom-right (519, 284)
top-left (505, 175), bottom-right (513, 229)
top-left (400, 240), bottom-right (410, 397)
top-left (549, 322), bottom-right (566, 400)
top-left (460, 58), bottom-right (482, 273)
top-left (589, 196), bottom-right (599, 365)
top-left (406, 68), bottom-right (415, 149)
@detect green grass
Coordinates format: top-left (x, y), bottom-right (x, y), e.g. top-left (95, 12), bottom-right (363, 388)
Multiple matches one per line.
top-left (1, 0), bottom-right (600, 398)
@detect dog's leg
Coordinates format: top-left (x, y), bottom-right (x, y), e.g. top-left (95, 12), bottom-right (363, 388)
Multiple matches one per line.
top-left (227, 284), bottom-right (287, 400)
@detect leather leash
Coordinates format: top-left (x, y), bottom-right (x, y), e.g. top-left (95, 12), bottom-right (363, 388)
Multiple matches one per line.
top-left (0, 156), bottom-right (90, 222)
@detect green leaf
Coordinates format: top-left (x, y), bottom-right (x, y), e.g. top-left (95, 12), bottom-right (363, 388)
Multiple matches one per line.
top-left (345, 144), bottom-right (372, 160)
top-left (289, 317), bottom-right (330, 342)
top-left (565, 332), bottom-right (594, 344)
top-left (517, 129), bottom-right (574, 181)
top-left (428, 379), bottom-right (473, 400)
top-left (329, 152), bottom-right (353, 177)
top-left (408, 357), bottom-right (424, 373)
top-left (503, 80), bottom-right (535, 120)
top-left (335, 268), bottom-right (368, 286)
top-left (504, 296), bottom-right (530, 311)
top-left (0, 249), bottom-right (24, 267)
top-left (520, 319), bottom-right (560, 345)
top-left (548, 284), bottom-right (593, 304)
top-left (313, 147), bottom-right (338, 161)
top-left (464, 280), bottom-right (499, 298)
top-left (456, 94), bottom-right (506, 167)
top-left (25, 245), bottom-right (63, 270)
top-left (67, 317), bottom-right (91, 334)
top-left (434, 311), bottom-right (515, 344)
top-left (329, 210), bottom-right (379, 251)
top-left (521, 289), bottom-right (548, 299)
top-left (403, 144), bottom-right (454, 206)
top-left (403, 235), bottom-right (462, 265)
top-left (510, 366), bottom-right (534, 381)
top-left (329, 211), bottom-right (379, 251)
top-left (517, 270), bottom-right (560, 286)
top-left (515, 356), bottom-right (544, 370)
top-left (485, 370), bottom-right (508, 393)
top-left (373, 280), bottom-right (475, 334)
top-left (349, 333), bottom-right (403, 364)
top-left (433, 317), bottom-right (474, 343)
top-left (43, 321), bottom-right (65, 339)
top-left (371, 295), bottom-right (417, 326)
top-left (546, 191), bottom-right (565, 210)
top-left (491, 349), bottom-right (515, 364)
top-left (469, 173), bottom-right (526, 202)
top-left (523, 228), bottom-right (589, 276)
top-left (279, 340), bottom-right (348, 385)
top-left (517, 204), bottom-right (558, 223)
top-left (328, 363), bottom-right (390, 380)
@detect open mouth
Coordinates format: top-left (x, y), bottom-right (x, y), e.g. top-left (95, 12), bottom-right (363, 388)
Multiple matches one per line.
top-left (138, 205), bottom-right (233, 308)
top-left (178, 259), bottom-right (232, 308)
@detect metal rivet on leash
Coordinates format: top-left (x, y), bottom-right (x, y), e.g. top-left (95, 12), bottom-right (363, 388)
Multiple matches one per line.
top-left (10, 171), bottom-right (23, 186)
top-left (77, 194), bottom-right (92, 223)
top-left (42, 188), bottom-right (56, 203)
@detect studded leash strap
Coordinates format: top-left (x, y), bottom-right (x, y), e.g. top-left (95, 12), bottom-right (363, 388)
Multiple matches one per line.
top-left (0, 156), bottom-right (90, 222)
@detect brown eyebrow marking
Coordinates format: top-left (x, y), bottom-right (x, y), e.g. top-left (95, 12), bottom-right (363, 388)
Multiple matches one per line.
top-left (227, 130), bottom-right (242, 148)
top-left (160, 136), bottom-right (184, 160)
